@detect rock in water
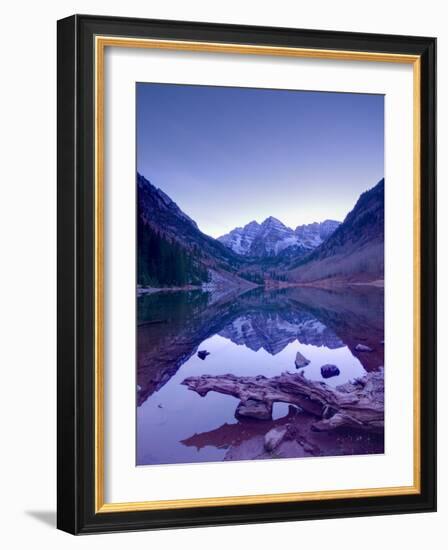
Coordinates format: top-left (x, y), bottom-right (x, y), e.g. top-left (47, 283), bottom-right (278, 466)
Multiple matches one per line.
top-left (295, 351), bottom-right (311, 368)
top-left (197, 350), bottom-right (210, 360)
top-left (321, 364), bottom-right (340, 379)
top-left (355, 343), bottom-right (373, 352)
top-left (236, 399), bottom-right (272, 420)
top-left (264, 426), bottom-right (288, 451)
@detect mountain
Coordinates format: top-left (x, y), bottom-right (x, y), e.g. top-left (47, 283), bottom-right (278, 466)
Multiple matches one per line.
top-left (219, 311), bottom-right (343, 355)
top-left (217, 221), bottom-right (261, 256)
top-left (218, 217), bottom-right (340, 258)
top-left (288, 179), bottom-right (384, 283)
top-left (138, 171), bottom-right (383, 289)
top-left (294, 220), bottom-right (341, 249)
top-left (137, 173), bottom-right (253, 289)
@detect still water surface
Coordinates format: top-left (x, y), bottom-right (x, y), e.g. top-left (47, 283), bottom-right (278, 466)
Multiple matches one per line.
top-left (137, 287), bottom-right (384, 465)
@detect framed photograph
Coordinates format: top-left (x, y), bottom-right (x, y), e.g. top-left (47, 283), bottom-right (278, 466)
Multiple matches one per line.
top-left (57, 15), bottom-right (436, 534)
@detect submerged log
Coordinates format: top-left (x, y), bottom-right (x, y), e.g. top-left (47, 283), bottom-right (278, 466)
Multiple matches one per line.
top-left (182, 370), bottom-right (384, 433)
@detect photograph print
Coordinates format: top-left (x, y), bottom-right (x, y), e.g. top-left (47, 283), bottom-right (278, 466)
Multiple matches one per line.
top-left (136, 83), bottom-right (385, 466)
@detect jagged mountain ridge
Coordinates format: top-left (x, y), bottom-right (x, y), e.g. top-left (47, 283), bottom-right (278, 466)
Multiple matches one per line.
top-left (218, 217), bottom-right (340, 258)
top-left (219, 311), bottom-right (343, 355)
top-left (295, 220), bottom-right (341, 249)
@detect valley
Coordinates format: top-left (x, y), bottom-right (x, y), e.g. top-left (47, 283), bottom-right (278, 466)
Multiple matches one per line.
top-left (137, 173), bottom-right (384, 291)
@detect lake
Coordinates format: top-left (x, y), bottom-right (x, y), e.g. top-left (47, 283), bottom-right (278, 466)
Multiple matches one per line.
top-left (137, 286), bottom-right (384, 466)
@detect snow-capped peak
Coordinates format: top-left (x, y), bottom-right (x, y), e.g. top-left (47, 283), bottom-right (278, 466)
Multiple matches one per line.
top-left (218, 217), bottom-right (340, 258)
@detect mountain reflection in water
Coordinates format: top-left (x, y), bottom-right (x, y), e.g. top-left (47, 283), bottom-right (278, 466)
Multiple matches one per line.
top-left (137, 286), bottom-right (384, 466)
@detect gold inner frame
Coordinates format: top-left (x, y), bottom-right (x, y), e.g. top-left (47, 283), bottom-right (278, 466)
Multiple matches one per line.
top-left (94, 36), bottom-right (422, 514)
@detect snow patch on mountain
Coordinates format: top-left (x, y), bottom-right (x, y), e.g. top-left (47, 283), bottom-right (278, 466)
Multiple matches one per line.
top-left (218, 217), bottom-right (340, 257)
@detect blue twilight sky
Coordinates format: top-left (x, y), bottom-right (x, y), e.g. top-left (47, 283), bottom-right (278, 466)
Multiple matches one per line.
top-left (136, 83), bottom-right (384, 238)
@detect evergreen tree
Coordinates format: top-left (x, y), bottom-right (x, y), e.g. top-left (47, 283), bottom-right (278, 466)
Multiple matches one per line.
top-left (137, 219), bottom-right (209, 287)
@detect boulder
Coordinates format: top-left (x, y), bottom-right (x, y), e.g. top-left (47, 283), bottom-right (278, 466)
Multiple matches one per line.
top-left (295, 351), bottom-right (311, 368)
top-left (236, 399), bottom-right (272, 420)
top-left (321, 364), bottom-right (340, 379)
top-left (264, 426), bottom-right (288, 451)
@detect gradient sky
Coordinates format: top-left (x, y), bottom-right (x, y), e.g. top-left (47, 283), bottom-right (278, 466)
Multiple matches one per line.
top-left (137, 83), bottom-right (384, 238)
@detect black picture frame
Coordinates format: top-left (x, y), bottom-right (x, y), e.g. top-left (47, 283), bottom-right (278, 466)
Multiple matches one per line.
top-left (57, 14), bottom-right (436, 534)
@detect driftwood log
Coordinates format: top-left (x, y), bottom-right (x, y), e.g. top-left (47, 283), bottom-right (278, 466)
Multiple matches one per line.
top-left (182, 370), bottom-right (384, 433)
